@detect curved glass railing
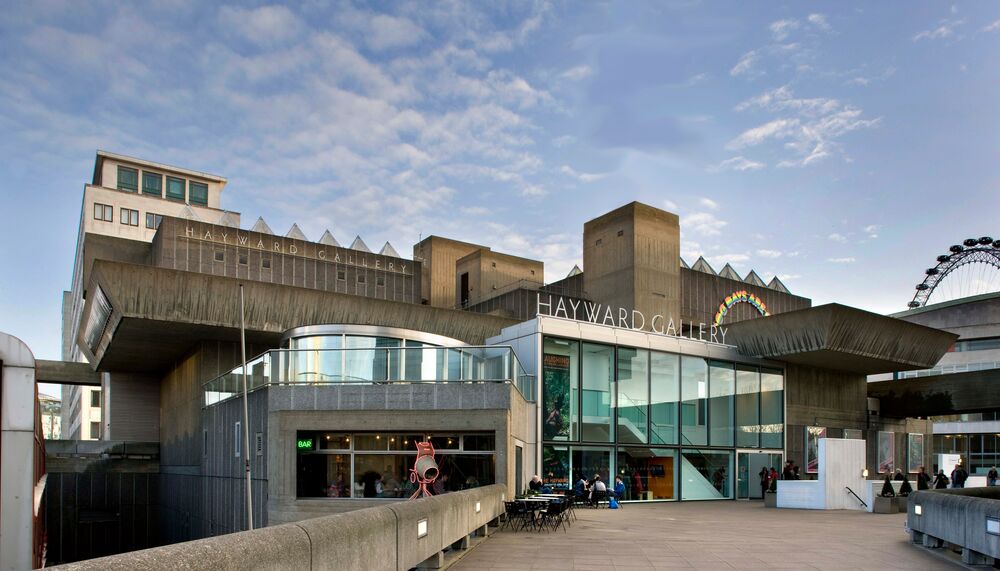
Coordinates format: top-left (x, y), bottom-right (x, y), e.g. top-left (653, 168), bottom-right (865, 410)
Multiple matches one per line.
top-left (203, 346), bottom-right (535, 406)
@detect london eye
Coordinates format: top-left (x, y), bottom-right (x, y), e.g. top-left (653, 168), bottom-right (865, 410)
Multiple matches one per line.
top-left (908, 236), bottom-right (1000, 308)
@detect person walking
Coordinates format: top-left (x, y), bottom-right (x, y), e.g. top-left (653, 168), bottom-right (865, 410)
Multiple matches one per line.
top-left (916, 466), bottom-right (931, 491)
top-left (933, 470), bottom-right (949, 489)
top-left (893, 468), bottom-right (905, 481)
top-left (988, 466), bottom-right (999, 487)
top-left (759, 467), bottom-right (770, 498)
top-left (951, 464), bottom-right (968, 489)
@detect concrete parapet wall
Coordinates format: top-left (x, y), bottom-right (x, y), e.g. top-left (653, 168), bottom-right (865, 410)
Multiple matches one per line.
top-left (907, 487), bottom-right (1000, 560)
top-left (46, 485), bottom-right (505, 571)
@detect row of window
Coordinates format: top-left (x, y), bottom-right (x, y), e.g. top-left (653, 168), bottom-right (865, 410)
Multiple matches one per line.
top-left (93, 203), bottom-right (164, 230)
top-left (207, 251), bottom-right (387, 286)
top-left (541, 336), bottom-right (784, 449)
top-left (117, 165), bottom-right (208, 205)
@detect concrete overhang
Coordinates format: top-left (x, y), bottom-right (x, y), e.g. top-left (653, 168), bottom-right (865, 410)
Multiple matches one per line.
top-left (723, 303), bottom-right (958, 374)
top-left (35, 360), bottom-right (101, 386)
top-left (78, 260), bottom-right (519, 373)
top-left (868, 368), bottom-right (1000, 416)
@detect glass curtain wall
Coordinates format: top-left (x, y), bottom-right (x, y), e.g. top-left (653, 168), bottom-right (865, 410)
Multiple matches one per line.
top-left (735, 366), bottom-right (760, 448)
top-left (617, 348), bottom-right (649, 444)
top-left (650, 352), bottom-right (679, 445)
top-left (540, 336), bottom-right (783, 502)
top-left (709, 361), bottom-right (735, 447)
top-left (542, 338), bottom-right (579, 441)
top-left (581, 343), bottom-right (614, 442)
top-left (681, 356), bottom-right (708, 446)
top-left (760, 368), bottom-right (784, 449)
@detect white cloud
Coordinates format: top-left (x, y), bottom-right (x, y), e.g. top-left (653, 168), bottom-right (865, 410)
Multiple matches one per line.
top-left (913, 19), bottom-right (964, 41)
top-left (827, 257), bottom-right (856, 263)
top-left (708, 253), bottom-right (750, 266)
top-left (560, 165), bottom-right (607, 182)
top-left (551, 135), bottom-right (575, 147)
top-left (699, 197), bottom-right (719, 210)
top-left (769, 19), bottom-right (800, 41)
top-left (732, 86), bottom-right (880, 166)
top-left (786, 251), bottom-right (800, 257)
top-left (559, 65), bottom-right (593, 81)
top-left (663, 199), bottom-right (678, 211)
top-left (828, 233), bottom-right (848, 243)
top-left (521, 184), bottom-right (546, 197)
top-left (726, 118), bottom-right (800, 149)
top-left (711, 156), bottom-right (766, 172)
top-left (777, 273), bottom-right (801, 281)
top-left (756, 249), bottom-right (783, 258)
top-left (807, 14), bottom-right (831, 31)
top-left (218, 6), bottom-right (303, 46)
top-left (366, 14), bottom-right (428, 51)
top-left (864, 224), bottom-right (879, 238)
top-left (983, 20), bottom-right (1000, 32)
top-left (730, 50), bottom-right (760, 77)
top-left (684, 212), bottom-right (728, 236)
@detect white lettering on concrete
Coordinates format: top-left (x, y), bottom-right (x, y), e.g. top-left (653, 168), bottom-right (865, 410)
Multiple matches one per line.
top-left (631, 310), bottom-right (645, 331)
top-left (554, 297), bottom-right (569, 319)
top-left (568, 298), bottom-right (581, 320)
top-left (603, 306), bottom-right (615, 326)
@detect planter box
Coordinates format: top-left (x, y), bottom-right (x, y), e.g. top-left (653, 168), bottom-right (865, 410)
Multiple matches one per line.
top-left (897, 495), bottom-right (909, 513)
top-left (872, 496), bottom-right (896, 514)
top-left (764, 493), bottom-right (777, 508)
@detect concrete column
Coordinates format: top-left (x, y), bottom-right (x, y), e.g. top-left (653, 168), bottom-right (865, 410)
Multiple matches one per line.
top-left (417, 550), bottom-right (444, 570)
top-left (921, 534), bottom-right (943, 549)
top-left (909, 530), bottom-right (925, 544)
top-left (961, 548), bottom-right (990, 566)
top-left (458, 535), bottom-right (471, 550)
top-left (475, 523), bottom-right (489, 537)
top-left (0, 333), bottom-right (37, 571)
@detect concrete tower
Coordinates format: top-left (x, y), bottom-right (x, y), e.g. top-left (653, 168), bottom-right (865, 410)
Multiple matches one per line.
top-left (582, 202), bottom-right (681, 328)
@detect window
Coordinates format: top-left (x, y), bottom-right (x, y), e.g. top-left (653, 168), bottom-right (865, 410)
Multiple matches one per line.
top-left (203, 429), bottom-right (208, 458)
top-left (214, 250), bottom-right (225, 262)
top-left (542, 337), bottom-right (579, 441)
top-left (189, 181), bottom-right (208, 205)
top-left (709, 360), bottom-right (735, 446)
top-left (120, 208), bottom-right (139, 226)
top-left (357, 273), bottom-right (366, 284)
top-left (760, 368), bottom-right (784, 449)
top-left (337, 270), bottom-right (346, 281)
top-left (376, 276), bottom-right (385, 287)
top-left (117, 166), bottom-right (138, 192)
top-left (145, 213), bottom-right (163, 229)
top-left (261, 257), bottom-right (271, 269)
top-left (491, 261), bottom-right (496, 268)
top-left (595, 239), bottom-right (602, 246)
top-left (616, 348), bottom-right (648, 444)
top-left (90, 421), bottom-right (102, 439)
top-left (93, 203), bottom-right (113, 222)
top-left (256, 432), bottom-right (264, 457)
top-left (617, 230), bottom-right (624, 237)
top-left (581, 343), bottom-right (614, 442)
top-left (735, 366), bottom-right (760, 448)
top-left (650, 351), bottom-right (679, 445)
top-left (166, 176), bottom-right (185, 201)
top-left (235, 422), bottom-right (242, 457)
top-left (239, 254), bottom-right (248, 265)
top-left (681, 356), bottom-right (708, 446)
top-left (90, 390), bottom-right (101, 408)
top-left (142, 172), bottom-right (162, 196)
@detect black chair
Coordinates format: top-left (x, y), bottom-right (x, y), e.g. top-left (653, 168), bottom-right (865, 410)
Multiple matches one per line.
top-left (501, 501), bottom-right (533, 532)
top-left (538, 500), bottom-right (568, 533)
top-left (590, 489), bottom-right (608, 508)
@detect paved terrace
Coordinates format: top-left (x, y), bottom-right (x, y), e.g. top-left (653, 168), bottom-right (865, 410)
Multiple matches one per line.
top-left (455, 502), bottom-right (958, 570)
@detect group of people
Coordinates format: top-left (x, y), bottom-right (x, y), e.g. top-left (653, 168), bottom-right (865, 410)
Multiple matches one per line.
top-left (757, 461), bottom-right (802, 496)
top-left (910, 464), bottom-right (1000, 490)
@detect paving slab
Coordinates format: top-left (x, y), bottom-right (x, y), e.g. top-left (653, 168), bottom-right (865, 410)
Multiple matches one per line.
top-left (453, 501), bottom-right (959, 570)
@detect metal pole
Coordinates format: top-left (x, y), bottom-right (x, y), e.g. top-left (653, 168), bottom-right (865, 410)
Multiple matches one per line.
top-left (240, 284), bottom-right (254, 530)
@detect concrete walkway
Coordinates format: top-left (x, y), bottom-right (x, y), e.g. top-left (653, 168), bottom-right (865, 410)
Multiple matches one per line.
top-left (454, 501), bottom-right (959, 570)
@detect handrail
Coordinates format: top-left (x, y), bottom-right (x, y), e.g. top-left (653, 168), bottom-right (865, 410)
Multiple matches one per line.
top-left (845, 486), bottom-right (867, 508)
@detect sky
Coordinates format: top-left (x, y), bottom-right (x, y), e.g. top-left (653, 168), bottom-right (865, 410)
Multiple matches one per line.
top-left (1, 1), bottom-right (999, 374)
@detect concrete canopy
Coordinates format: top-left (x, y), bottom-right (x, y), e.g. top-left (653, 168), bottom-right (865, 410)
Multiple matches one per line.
top-left (724, 303), bottom-right (957, 375)
top-left (78, 261), bottom-right (519, 373)
top-left (868, 368), bottom-right (1000, 416)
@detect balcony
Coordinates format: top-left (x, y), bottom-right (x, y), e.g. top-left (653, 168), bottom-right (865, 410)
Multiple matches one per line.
top-left (203, 345), bottom-right (535, 406)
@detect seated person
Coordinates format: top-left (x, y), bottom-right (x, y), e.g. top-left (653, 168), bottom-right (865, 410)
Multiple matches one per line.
top-left (528, 474), bottom-right (543, 492)
top-left (613, 476), bottom-right (626, 501)
top-left (574, 476), bottom-right (587, 498)
top-left (589, 475), bottom-right (607, 505)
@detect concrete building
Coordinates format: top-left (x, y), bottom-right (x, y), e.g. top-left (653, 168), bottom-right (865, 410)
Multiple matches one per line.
top-left (54, 151), bottom-right (958, 553)
top-left (868, 291), bottom-right (1000, 474)
top-left (39, 394), bottom-right (62, 440)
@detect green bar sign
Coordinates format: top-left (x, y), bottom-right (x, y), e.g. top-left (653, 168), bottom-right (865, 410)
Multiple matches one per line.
top-left (297, 438), bottom-right (313, 450)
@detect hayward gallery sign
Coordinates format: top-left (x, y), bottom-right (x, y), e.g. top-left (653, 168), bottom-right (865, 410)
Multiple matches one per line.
top-left (535, 292), bottom-right (730, 345)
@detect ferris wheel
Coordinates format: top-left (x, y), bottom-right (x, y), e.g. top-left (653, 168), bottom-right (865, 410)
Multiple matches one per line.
top-left (908, 236), bottom-right (1000, 308)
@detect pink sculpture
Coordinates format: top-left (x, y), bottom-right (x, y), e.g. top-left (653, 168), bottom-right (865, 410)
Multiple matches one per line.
top-left (409, 441), bottom-right (439, 499)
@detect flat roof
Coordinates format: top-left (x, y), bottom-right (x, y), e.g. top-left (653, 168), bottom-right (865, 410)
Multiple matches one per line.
top-left (890, 290), bottom-right (1000, 318)
top-left (95, 150), bottom-right (228, 184)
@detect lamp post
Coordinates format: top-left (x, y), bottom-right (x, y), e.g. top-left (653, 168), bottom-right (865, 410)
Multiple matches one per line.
top-left (240, 284), bottom-right (253, 530)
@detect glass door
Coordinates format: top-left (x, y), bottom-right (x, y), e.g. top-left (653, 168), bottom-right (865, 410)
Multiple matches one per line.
top-left (736, 451), bottom-right (782, 500)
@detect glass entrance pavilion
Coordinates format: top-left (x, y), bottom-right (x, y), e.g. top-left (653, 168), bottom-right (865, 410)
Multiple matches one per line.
top-left (491, 316), bottom-right (785, 501)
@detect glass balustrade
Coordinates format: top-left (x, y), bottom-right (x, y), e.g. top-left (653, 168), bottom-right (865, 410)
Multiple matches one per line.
top-left (204, 346), bottom-right (534, 406)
